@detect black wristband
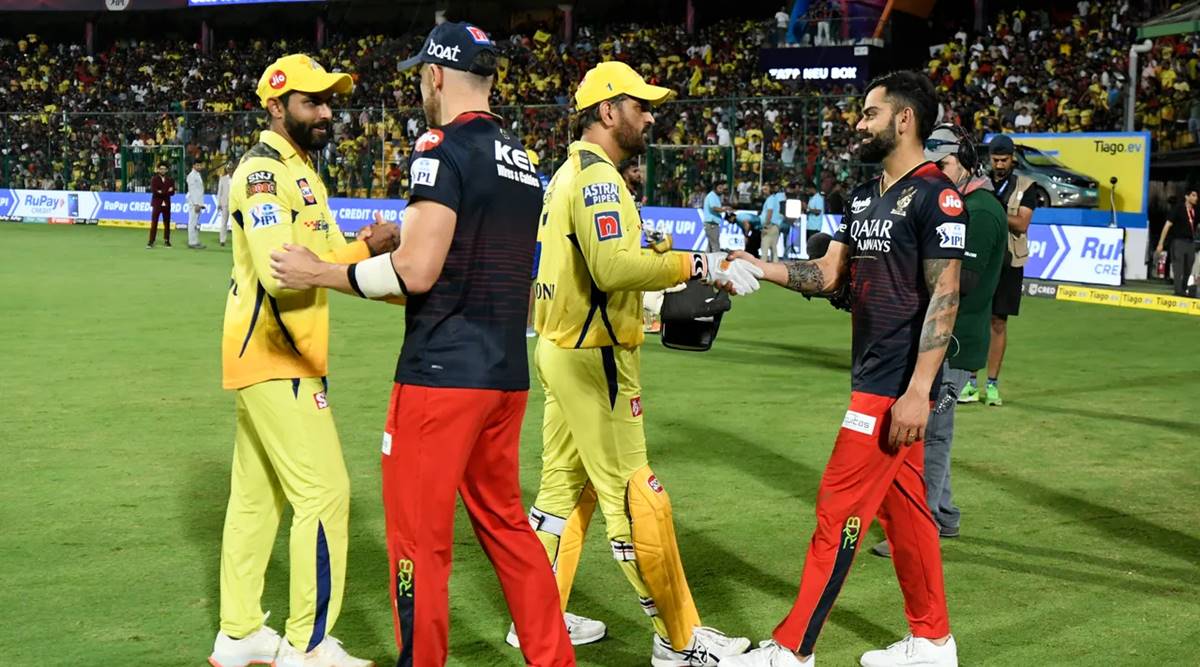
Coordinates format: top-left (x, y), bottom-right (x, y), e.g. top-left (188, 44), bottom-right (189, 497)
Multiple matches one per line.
top-left (346, 264), bottom-right (366, 298)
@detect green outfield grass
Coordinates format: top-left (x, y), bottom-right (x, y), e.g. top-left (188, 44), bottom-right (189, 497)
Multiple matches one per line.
top-left (1, 222), bottom-right (1197, 666)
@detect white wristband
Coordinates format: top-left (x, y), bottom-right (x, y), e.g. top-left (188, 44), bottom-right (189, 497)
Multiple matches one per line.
top-left (347, 253), bottom-right (406, 298)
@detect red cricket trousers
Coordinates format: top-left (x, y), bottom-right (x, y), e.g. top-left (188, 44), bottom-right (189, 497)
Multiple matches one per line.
top-left (773, 391), bottom-right (950, 656)
top-left (381, 383), bottom-right (575, 667)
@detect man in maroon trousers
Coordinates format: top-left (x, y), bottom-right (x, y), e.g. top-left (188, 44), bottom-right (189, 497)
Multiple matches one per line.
top-left (148, 162), bottom-right (175, 248)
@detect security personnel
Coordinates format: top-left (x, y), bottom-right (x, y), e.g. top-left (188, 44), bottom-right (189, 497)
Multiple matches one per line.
top-left (209, 53), bottom-right (395, 667)
top-left (524, 60), bottom-right (758, 666)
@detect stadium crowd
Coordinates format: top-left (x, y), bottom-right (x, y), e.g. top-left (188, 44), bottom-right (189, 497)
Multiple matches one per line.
top-left (1, 0), bottom-right (1196, 204)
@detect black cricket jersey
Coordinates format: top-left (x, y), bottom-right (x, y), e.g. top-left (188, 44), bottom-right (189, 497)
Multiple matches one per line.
top-left (833, 162), bottom-right (967, 399)
top-left (394, 111), bottom-right (543, 391)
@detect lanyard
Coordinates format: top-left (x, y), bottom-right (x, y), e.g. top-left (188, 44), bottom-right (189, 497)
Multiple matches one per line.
top-left (995, 175), bottom-right (1011, 197)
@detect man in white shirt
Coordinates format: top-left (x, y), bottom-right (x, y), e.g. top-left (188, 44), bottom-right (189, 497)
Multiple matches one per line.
top-left (1014, 108), bottom-right (1033, 130)
top-left (775, 7), bottom-right (790, 45)
top-left (186, 159), bottom-right (207, 250)
top-left (717, 122), bottom-right (731, 147)
top-left (216, 163), bottom-right (232, 247)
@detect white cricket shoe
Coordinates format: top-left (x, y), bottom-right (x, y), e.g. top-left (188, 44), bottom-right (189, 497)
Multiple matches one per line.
top-left (506, 611), bottom-right (607, 648)
top-left (860, 634), bottom-right (957, 667)
top-left (208, 615), bottom-right (282, 667)
top-left (721, 640), bottom-right (812, 666)
top-left (650, 626), bottom-right (752, 666)
top-left (275, 635), bottom-right (373, 667)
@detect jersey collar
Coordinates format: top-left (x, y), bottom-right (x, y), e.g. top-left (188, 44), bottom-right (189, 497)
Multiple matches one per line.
top-left (446, 110), bottom-right (503, 126)
top-left (260, 129), bottom-right (301, 162)
top-left (879, 160), bottom-right (936, 196)
top-left (568, 140), bottom-right (615, 166)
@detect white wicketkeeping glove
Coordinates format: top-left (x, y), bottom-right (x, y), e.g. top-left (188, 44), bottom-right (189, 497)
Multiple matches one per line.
top-left (694, 252), bottom-right (764, 295)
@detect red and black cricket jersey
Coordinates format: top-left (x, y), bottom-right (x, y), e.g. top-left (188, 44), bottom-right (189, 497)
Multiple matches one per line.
top-left (394, 111), bottom-right (543, 391)
top-left (833, 162), bottom-right (967, 399)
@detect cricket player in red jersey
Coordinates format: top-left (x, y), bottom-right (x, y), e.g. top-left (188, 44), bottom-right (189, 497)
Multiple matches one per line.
top-left (723, 71), bottom-right (963, 667)
top-left (269, 22), bottom-right (574, 667)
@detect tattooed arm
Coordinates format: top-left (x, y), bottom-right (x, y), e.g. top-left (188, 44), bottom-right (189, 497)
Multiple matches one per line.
top-left (730, 240), bottom-right (850, 295)
top-left (886, 257), bottom-right (962, 450)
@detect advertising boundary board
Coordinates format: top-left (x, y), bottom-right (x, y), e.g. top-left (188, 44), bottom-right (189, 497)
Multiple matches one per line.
top-left (1, 189), bottom-right (406, 235)
top-left (1024, 279), bottom-right (1200, 317)
top-left (982, 131), bottom-right (1150, 219)
top-left (7, 190), bottom-right (1145, 283)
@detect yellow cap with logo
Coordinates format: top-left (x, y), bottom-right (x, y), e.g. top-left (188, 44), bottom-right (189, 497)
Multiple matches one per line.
top-left (256, 54), bottom-right (354, 108)
top-left (573, 61), bottom-right (675, 111)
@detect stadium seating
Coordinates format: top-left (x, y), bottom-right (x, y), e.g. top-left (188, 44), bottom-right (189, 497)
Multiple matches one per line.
top-left (1, 0), bottom-right (1195, 201)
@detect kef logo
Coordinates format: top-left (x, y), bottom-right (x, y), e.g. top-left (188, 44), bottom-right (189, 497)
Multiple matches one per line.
top-left (269, 70), bottom-right (287, 89)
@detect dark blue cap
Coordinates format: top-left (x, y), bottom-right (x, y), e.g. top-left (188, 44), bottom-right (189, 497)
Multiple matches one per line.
top-left (989, 134), bottom-right (1015, 155)
top-left (399, 22), bottom-right (498, 75)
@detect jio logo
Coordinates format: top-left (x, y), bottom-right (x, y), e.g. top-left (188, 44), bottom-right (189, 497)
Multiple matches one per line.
top-left (269, 70), bottom-right (287, 89)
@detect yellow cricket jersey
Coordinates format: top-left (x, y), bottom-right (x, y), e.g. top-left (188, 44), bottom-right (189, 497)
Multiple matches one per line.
top-left (533, 140), bottom-right (692, 350)
top-left (221, 130), bottom-right (370, 390)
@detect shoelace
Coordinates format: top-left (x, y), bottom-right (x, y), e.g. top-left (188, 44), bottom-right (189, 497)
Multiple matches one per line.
top-left (885, 635), bottom-right (917, 658)
top-left (563, 613), bottom-right (587, 630)
top-left (695, 626), bottom-right (736, 648)
top-left (319, 636), bottom-right (350, 659)
top-left (762, 640), bottom-right (801, 664)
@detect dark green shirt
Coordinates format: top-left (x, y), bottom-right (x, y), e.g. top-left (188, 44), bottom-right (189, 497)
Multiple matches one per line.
top-left (951, 187), bottom-right (1007, 371)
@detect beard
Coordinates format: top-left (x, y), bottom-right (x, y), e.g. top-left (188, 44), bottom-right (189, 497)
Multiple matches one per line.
top-left (854, 125), bottom-right (896, 163)
top-left (285, 111), bottom-right (331, 152)
top-left (422, 91), bottom-right (441, 128)
top-left (615, 114), bottom-right (648, 157)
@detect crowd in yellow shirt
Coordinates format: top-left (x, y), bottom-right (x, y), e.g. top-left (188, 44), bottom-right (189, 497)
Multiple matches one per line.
top-left (3, 2), bottom-right (1197, 197)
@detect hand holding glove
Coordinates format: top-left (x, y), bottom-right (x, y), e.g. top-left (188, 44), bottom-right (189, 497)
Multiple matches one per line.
top-left (692, 252), bottom-right (764, 295)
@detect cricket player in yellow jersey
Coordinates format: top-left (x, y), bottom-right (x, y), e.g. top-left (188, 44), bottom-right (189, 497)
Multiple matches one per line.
top-left (208, 54), bottom-right (398, 667)
top-left (518, 61), bottom-right (762, 666)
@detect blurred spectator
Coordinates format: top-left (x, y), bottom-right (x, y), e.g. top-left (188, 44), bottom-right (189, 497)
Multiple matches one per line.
top-left (1155, 185), bottom-right (1198, 296)
top-left (703, 181), bottom-right (732, 251)
top-left (216, 164), bottom-right (231, 247)
top-left (2, 2), bottom-right (1196, 198)
top-left (385, 162), bottom-right (403, 198)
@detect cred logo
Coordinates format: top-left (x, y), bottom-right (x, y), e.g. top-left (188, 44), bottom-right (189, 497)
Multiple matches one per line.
top-left (269, 70), bottom-right (287, 89)
top-left (938, 189), bottom-right (963, 216)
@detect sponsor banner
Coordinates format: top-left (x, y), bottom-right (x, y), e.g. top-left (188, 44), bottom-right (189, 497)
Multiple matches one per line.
top-left (2, 0), bottom-right (186, 10)
top-left (758, 45), bottom-right (884, 88)
top-left (640, 206), bottom-right (737, 251)
top-left (1053, 284), bottom-right (1200, 317)
top-left (5, 193), bottom-right (1145, 288)
top-left (1022, 279), bottom-right (1060, 299)
top-left (1024, 225), bottom-right (1124, 287)
top-left (984, 132), bottom-right (1150, 215)
top-left (5, 188), bottom-right (406, 236)
top-left (3, 189), bottom-right (103, 220)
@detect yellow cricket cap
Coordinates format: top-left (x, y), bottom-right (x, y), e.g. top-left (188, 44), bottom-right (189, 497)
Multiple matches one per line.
top-left (573, 61), bottom-right (675, 111)
top-left (256, 54), bottom-right (354, 108)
